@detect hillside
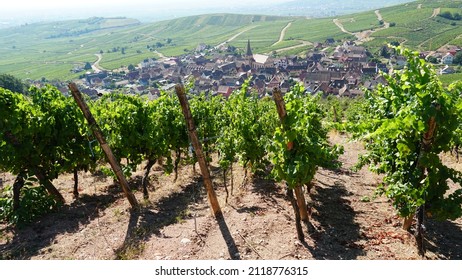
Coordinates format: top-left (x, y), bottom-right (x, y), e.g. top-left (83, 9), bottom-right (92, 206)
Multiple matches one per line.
top-left (366, 0), bottom-right (462, 51)
top-left (1, 133), bottom-right (461, 260)
top-left (1, 0), bottom-right (462, 80)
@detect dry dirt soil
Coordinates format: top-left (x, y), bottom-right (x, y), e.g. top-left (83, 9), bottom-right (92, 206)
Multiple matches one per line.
top-left (1, 133), bottom-right (461, 260)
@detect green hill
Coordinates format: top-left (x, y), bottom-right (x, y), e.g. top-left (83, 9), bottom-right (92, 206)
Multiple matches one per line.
top-left (2, 0), bottom-right (462, 80)
top-left (366, 0), bottom-right (462, 51)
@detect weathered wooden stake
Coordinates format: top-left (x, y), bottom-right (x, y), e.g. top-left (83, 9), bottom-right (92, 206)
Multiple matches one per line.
top-left (402, 216), bottom-right (413, 231)
top-left (73, 168), bottom-right (79, 198)
top-left (68, 83), bottom-right (139, 209)
top-left (175, 84), bottom-right (222, 218)
top-left (272, 88), bottom-right (309, 223)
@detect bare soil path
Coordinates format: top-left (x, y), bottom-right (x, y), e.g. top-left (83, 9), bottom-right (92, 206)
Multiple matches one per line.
top-left (333, 10), bottom-right (390, 44)
top-left (270, 40), bottom-right (312, 55)
top-left (215, 26), bottom-right (258, 50)
top-left (333, 19), bottom-right (354, 35)
top-left (430, 8), bottom-right (441, 19)
top-left (92, 53), bottom-right (107, 73)
top-left (272, 22), bottom-right (293, 47)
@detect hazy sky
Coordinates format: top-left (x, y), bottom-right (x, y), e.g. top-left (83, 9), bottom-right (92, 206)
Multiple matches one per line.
top-left (0, 0), bottom-right (414, 25)
top-left (1, 0), bottom-right (292, 23)
top-left (3, 0), bottom-right (291, 11)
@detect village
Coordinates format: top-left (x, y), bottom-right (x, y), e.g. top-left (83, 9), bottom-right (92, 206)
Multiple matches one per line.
top-left (52, 39), bottom-right (461, 99)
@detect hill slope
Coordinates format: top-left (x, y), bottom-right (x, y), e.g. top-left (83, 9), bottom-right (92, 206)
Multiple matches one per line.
top-left (1, 133), bottom-right (461, 260)
top-left (2, 0), bottom-right (462, 80)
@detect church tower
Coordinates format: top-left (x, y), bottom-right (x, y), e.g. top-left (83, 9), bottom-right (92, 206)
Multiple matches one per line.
top-left (246, 39), bottom-right (253, 58)
top-left (245, 39), bottom-right (255, 69)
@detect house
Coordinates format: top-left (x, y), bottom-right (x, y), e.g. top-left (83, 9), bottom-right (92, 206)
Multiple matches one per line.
top-left (217, 86), bottom-right (234, 98)
top-left (85, 72), bottom-right (108, 84)
top-left (140, 58), bottom-right (156, 68)
top-left (313, 42), bottom-right (323, 50)
top-left (330, 78), bottom-right (346, 89)
top-left (307, 52), bottom-right (324, 63)
top-left (251, 54), bottom-right (272, 69)
top-left (196, 43), bottom-right (208, 53)
top-left (392, 55), bottom-right (407, 67)
top-left (267, 75), bottom-right (282, 89)
top-left (90, 77), bottom-right (103, 86)
top-left (219, 62), bottom-right (237, 74)
top-left (441, 53), bottom-right (454, 65)
top-left (274, 58), bottom-right (288, 69)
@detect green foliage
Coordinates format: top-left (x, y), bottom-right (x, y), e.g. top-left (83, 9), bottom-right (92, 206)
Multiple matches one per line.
top-left (0, 85), bottom-right (95, 207)
top-left (0, 73), bottom-right (27, 94)
top-left (319, 95), bottom-right (367, 131)
top-left (439, 11), bottom-right (462, 21)
top-left (0, 184), bottom-right (58, 225)
top-left (190, 92), bottom-right (224, 163)
top-left (453, 52), bottom-right (462, 65)
top-left (353, 47), bottom-right (462, 220)
top-left (368, 2), bottom-right (462, 51)
top-left (221, 81), bottom-right (278, 173)
top-left (269, 84), bottom-right (342, 189)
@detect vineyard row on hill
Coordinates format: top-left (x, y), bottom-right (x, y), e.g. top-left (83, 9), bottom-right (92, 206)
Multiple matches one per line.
top-left (1, 47), bottom-right (462, 256)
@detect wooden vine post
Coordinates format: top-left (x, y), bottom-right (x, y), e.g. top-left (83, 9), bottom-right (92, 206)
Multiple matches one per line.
top-left (272, 87), bottom-right (309, 224)
top-left (68, 83), bottom-right (139, 209)
top-left (273, 88), bottom-right (308, 241)
top-left (175, 84), bottom-right (222, 218)
top-left (409, 104), bottom-right (439, 256)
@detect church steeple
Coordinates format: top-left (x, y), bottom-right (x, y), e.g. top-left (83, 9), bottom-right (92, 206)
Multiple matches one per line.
top-left (246, 39), bottom-right (253, 57)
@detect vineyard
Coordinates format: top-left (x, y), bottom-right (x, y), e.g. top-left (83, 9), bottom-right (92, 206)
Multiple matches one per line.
top-left (1, 48), bottom-right (462, 259)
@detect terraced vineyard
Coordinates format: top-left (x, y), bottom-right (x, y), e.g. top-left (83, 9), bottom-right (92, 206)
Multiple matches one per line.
top-left (2, 0), bottom-right (462, 80)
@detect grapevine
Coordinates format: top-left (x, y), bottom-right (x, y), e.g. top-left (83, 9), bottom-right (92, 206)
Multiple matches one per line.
top-left (353, 46), bottom-right (462, 255)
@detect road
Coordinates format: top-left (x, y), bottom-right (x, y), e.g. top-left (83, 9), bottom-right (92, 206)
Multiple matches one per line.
top-left (430, 8), bottom-right (441, 19)
top-left (215, 26), bottom-right (258, 49)
top-left (269, 40), bottom-right (312, 54)
top-left (154, 50), bottom-right (167, 59)
top-left (271, 22), bottom-right (293, 47)
top-left (332, 10), bottom-right (390, 44)
top-left (91, 53), bottom-right (107, 73)
top-left (333, 19), bottom-right (354, 35)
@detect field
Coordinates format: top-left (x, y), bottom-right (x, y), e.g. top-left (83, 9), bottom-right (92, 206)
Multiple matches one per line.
top-left (337, 11), bottom-right (382, 33)
top-left (367, 0), bottom-right (462, 51)
top-left (2, 0), bottom-right (462, 80)
top-left (1, 133), bottom-right (461, 260)
top-left (438, 72), bottom-right (462, 85)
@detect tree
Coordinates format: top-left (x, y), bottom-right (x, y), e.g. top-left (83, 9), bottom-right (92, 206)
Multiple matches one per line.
top-left (427, 56), bottom-right (438, 64)
top-left (128, 64), bottom-right (136, 71)
top-left (84, 62), bottom-right (92, 70)
top-left (439, 11), bottom-right (453, 20)
top-left (453, 52), bottom-right (462, 65)
top-left (0, 74), bottom-right (26, 94)
top-left (380, 45), bottom-right (390, 58)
